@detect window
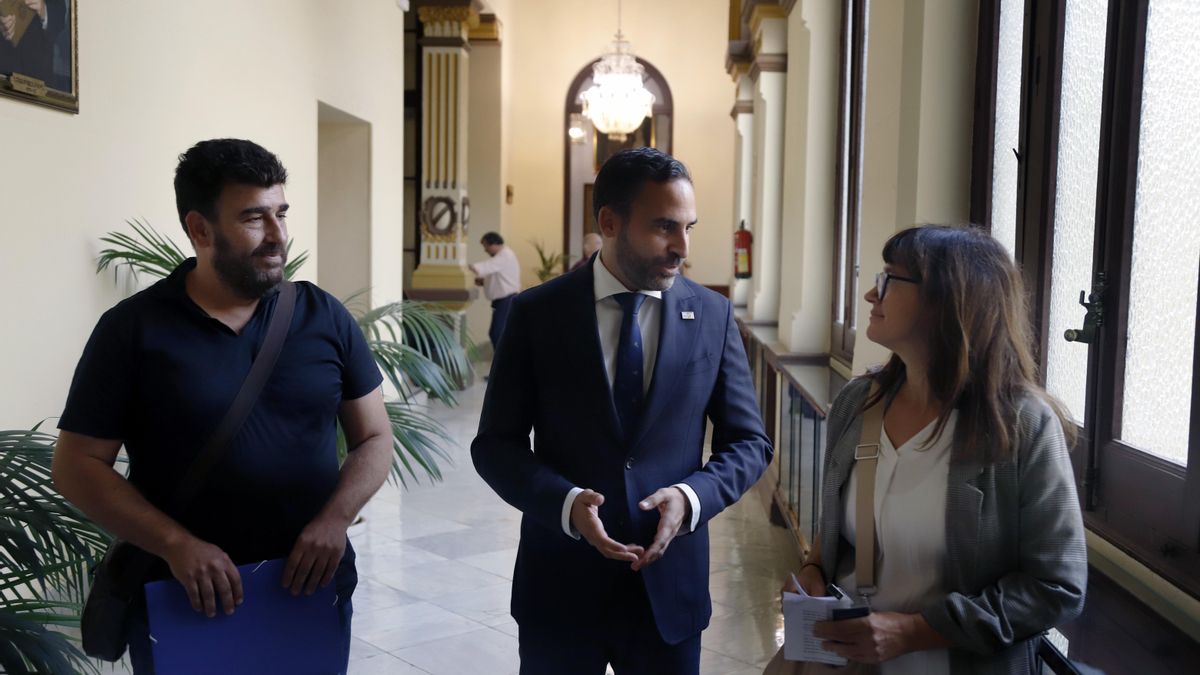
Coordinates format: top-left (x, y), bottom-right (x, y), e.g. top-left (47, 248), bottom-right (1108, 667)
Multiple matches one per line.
top-left (975, 0), bottom-right (1200, 594)
top-left (831, 0), bottom-right (869, 366)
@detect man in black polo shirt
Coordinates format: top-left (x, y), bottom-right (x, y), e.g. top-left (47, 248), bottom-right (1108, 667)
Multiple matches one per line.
top-left (52, 139), bottom-right (393, 673)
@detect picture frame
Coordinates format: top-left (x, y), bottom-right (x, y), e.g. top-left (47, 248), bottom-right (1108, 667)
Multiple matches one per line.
top-left (0, 0), bottom-right (78, 113)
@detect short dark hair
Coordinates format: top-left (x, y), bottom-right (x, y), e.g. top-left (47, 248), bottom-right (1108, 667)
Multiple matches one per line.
top-left (174, 139), bottom-right (288, 236)
top-left (481, 232), bottom-right (504, 246)
top-left (592, 147), bottom-right (691, 222)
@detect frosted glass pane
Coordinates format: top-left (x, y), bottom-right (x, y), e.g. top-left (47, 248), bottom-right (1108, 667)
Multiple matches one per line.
top-left (1045, 0), bottom-right (1107, 424)
top-left (1120, 0), bottom-right (1200, 465)
top-left (989, 0), bottom-right (1024, 256)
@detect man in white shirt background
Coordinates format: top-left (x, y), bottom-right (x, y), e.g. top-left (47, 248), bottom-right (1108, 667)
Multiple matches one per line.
top-left (470, 231), bottom-right (522, 352)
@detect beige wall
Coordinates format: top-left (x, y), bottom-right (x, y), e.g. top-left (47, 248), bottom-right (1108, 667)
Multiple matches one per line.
top-left (499, 0), bottom-right (735, 290)
top-left (318, 105), bottom-right (373, 307)
top-left (0, 0), bottom-right (406, 427)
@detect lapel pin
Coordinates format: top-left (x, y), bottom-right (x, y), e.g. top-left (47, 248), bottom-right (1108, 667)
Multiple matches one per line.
top-left (681, 311), bottom-right (695, 320)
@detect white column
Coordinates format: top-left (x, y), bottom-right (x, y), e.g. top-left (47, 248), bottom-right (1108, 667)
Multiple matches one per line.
top-left (731, 75), bottom-right (755, 307)
top-left (748, 10), bottom-right (788, 322)
top-left (410, 4), bottom-right (479, 310)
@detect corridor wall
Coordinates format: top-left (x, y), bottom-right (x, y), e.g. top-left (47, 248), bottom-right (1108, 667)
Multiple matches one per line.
top-left (0, 0), bottom-right (408, 427)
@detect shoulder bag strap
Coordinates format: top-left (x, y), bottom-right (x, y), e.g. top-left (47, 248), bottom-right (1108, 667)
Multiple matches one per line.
top-left (854, 384), bottom-right (885, 603)
top-left (171, 281), bottom-right (297, 512)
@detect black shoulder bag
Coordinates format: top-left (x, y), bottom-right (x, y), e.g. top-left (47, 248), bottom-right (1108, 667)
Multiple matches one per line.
top-left (81, 281), bottom-right (296, 661)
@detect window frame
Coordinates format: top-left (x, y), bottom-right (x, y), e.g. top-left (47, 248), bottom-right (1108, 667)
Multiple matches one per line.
top-left (831, 0), bottom-right (869, 366)
top-left (974, 0), bottom-right (1200, 597)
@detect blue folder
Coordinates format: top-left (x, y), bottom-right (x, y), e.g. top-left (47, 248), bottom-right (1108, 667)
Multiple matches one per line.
top-left (145, 557), bottom-right (344, 674)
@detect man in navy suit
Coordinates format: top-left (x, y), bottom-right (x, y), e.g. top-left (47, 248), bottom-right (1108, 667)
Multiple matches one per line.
top-left (471, 148), bottom-right (772, 674)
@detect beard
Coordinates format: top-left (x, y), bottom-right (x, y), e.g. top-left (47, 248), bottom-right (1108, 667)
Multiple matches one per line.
top-left (615, 226), bottom-right (683, 291)
top-left (211, 230), bottom-right (287, 299)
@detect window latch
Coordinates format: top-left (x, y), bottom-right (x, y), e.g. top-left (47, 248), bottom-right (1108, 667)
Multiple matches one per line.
top-left (1064, 271), bottom-right (1107, 344)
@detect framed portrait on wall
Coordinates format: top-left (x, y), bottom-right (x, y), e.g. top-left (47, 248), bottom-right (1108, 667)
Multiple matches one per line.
top-left (0, 0), bottom-right (77, 113)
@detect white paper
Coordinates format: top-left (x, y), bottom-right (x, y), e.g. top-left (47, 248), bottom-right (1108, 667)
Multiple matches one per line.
top-left (781, 586), bottom-right (854, 665)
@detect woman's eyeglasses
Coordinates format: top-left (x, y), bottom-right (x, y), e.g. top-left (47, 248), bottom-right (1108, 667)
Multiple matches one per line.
top-left (875, 271), bottom-right (919, 300)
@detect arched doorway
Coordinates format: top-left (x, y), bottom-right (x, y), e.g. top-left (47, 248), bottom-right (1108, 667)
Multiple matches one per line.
top-left (562, 58), bottom-right (674, 268)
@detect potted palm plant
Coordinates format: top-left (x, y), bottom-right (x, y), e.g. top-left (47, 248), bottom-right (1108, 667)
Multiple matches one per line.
top-left (530, 239), bottom-right (571, 283)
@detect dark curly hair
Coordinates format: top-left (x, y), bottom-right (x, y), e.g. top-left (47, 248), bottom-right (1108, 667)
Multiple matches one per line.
top-left (592, 147), bottom-right (691, 223)
top-left (173, 139), bottom-right (288, 237)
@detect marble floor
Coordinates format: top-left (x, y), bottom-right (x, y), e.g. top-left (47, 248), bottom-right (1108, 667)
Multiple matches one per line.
top-left (112, 378), bottom-right (800, 674)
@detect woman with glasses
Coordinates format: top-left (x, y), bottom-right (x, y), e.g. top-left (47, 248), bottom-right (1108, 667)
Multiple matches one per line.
top-left (771, 225), bottom-right (1087, 674)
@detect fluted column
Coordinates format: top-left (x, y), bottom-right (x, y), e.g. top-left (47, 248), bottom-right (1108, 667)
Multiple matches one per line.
top-left (728, 49), bottom-right (755, 308)
top-left (409, 3), bottom-right (480, 310)
top-left (747, 5), bottom-right (787, 322)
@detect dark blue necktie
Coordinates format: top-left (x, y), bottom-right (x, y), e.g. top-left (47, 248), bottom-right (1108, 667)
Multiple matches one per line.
top-left (612, 292), bottom-right (647, 441)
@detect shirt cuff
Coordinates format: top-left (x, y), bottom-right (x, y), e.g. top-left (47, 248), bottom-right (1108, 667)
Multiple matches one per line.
top-left (672, 483), bottom-right (701, 533)
top-left (562, 487), bottom-right (584, 539)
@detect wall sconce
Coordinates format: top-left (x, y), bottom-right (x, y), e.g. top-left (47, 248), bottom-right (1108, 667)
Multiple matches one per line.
top-left (568, 112), bottom-right (586, 144)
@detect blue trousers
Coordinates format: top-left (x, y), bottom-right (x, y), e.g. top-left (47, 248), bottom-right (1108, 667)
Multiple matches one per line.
top-left (516, 571), bottom-right (702, 675)
top-left (489, 294), bottom-right (516, 351)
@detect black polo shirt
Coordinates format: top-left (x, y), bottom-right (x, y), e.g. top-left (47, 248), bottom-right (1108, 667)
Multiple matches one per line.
top-left (59, 259), bottom-right (383, 568)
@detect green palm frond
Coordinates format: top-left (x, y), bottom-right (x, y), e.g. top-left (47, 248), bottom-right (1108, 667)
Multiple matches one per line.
top-left (383, 402), bottom-right (454, 487)
top-left (96, 218), bottom-right (188, 280)
top-left (531, 239), bottom-right (569, 283)
top-left (282, 241), bottom-right (308, 281)
top-left (0, 429), bottom-right (111, 674)
top-left (355, 300), bottom-right (474, 398)
top-left (0, 611), bottom-right (95, 675)
top-left (97, 219), bottom-right (308, 282)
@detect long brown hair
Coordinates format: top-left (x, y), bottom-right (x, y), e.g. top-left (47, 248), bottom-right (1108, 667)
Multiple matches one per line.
top-left (864, 225), bottom-right (1074, 463)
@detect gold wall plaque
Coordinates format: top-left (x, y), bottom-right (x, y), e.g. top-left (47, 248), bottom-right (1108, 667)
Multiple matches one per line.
top-left (8, 73), bottom-right (47, 97)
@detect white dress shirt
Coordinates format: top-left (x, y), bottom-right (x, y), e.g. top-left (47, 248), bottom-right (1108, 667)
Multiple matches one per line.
top-left (471, 246), bottom-right (521, 300)
top-left (838, 412), bottom-right (957, 675)
top-left (561, 253), bottom-right (702, 538)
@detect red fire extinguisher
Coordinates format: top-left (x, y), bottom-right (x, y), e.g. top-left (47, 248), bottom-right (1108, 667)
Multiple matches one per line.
top-left (733, 220), bottom-right (753, 279)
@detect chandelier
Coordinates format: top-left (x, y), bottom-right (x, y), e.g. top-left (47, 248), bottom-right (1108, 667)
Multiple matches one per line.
top-left (581, 1), bottom-right (655, 142)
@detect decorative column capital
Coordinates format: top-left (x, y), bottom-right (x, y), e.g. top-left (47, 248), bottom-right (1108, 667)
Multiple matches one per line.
top-left (750, 54), bottom-right (788, 82)
top-left (726, 39), bottom-right (753, 80)
top-left (469, 13), bottom-right (501, 42)
top-left (416, 0), bottom-right (481, 45)
top-left (750, 8), bottom-right (788, 58)
top-left (417, 5), bottom-right (477, 25)
top-left (739, 1), bottom-right (787, 36)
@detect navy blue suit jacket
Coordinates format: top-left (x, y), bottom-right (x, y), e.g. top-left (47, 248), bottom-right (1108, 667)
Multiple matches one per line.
top-left (471, 260), bottom-right (772, 644)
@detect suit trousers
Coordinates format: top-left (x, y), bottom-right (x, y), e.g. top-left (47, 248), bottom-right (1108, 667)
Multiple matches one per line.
top-left (517, 570), bottom-right (702, 675)
top-left (489, 294), bottom-right (516, 351)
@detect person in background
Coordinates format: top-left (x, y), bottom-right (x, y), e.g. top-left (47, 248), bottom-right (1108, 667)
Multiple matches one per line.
top-left (570, 232), bottom-right (604, 272)
top-left (772, 225), bottom-right (1086, 674)
top-left (470, 231), bottom-right (521, 352)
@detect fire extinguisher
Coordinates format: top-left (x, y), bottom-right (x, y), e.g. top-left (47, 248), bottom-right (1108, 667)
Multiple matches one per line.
top-left (733, 220), bottom-right (753, 279)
